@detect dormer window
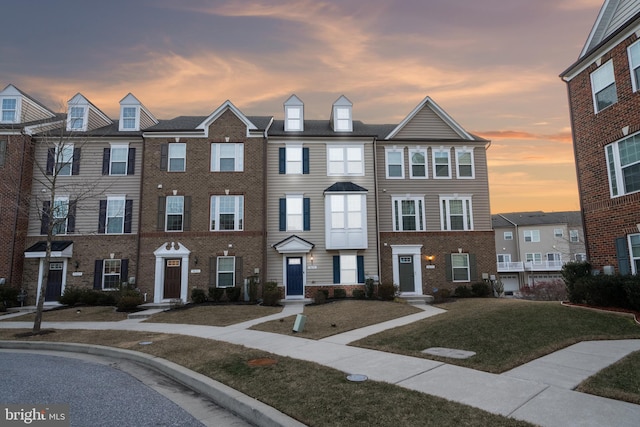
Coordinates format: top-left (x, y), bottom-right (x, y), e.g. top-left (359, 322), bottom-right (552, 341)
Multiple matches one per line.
top-left (68, 106), bottom-right (86, 131)
top-left (1, 98), bottom-right (17, 123)
top-left (331, 95), bottom-right (353, 132)
top-left (120, 107), bottom-right (137, 130)
top-left (284, 95), bottom-right (304, 132)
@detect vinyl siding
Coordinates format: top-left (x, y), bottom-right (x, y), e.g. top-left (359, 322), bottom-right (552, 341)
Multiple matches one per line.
top-left (28, 138), bottom-right (142, 236)
top-left (604, 0), bottom-right (640, 41)
top-left (20, 98), bottom-right (54, 123)
top-left (139, 109), bottom-right (156, 130)
top-left (377, 143), bottom-right (492, 232)
top-left (87, 109), bottom-right (111, 131)
top-left (266, 138), bottom-right (379, 287)
top-left (394, 107), bottom-right (462, 139)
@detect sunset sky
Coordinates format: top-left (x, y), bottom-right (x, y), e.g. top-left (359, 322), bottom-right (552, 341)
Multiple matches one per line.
top-left (1, 0), bottom-right (604, 213)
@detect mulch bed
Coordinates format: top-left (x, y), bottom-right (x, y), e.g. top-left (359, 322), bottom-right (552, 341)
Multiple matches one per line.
top-left (561, 301), bottom-right (640, 324)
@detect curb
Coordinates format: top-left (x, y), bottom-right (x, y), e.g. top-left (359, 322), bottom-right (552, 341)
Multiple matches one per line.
top-left (0, 340), bottom-right (305, 427)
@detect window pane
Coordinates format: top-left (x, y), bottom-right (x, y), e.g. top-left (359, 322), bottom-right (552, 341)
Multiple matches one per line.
top-left (623, 163), bottom-right (640, 193)
top-left (596, 83), bottom-right (617, 111)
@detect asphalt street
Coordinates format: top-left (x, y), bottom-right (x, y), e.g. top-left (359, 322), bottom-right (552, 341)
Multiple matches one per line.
top-left (0, 350), bottom-right (252, 427)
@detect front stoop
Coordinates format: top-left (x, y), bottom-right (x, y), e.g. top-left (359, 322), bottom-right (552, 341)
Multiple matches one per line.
top-left (398, 294), bottom-right (434, 305)
top-left (279, 298), bottom-right (313, 307)
top-left (127, 308), bottom-right (168, 320)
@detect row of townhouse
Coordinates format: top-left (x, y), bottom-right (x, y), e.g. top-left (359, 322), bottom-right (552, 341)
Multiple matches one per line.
top-left (492, 211), bottom-right (586, 293)
top-left (0, 84), bottom-right (497, 305)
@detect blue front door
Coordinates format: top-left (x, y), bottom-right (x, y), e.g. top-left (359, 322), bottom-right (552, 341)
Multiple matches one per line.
top-left (286, 257), bottom-right (303, 297)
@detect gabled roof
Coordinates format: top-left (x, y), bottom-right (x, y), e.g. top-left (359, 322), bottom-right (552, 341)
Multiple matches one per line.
top-left (580, 0), bottom-right (640, 59)
top-left (119, 93), bottom-right (158, 124)
top-left (385, 96), bottom-right (479, 141)
top-left (492, 211), bottom-right (583, 228)
top-left (68, 93), bottom-right (113, 127)
top-left (0, 84), bottom-right (56, 126)
top-left (196, 100), bottom-right (258, 135)
top-left (272, 235), bottom-right (315, 254)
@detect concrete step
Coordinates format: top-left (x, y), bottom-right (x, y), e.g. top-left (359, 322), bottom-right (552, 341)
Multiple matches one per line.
top-left (398, 294), bottom-right (434, 305)
top-left (279, 298), bottom-right (312, 307)
top-left (127, 308), bottom-right (168, 320)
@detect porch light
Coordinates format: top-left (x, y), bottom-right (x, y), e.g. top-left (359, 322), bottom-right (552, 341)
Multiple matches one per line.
top-left (425, 255), bottom-right (434, 264)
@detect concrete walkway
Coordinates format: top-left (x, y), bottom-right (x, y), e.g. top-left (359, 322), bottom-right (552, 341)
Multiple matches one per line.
top-left (2, 305), bottom-right (640, 427)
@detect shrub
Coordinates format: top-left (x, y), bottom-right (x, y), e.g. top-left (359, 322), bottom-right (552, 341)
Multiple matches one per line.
top-left (315, 289), bottom-right (328, 304)
top-left (574, 275), bottom-right (629, 308)
top-left (378, 283), bottom-right (395, 301)
top-left (562, 261), bottom-right (591, 303)
top-left (623, 277), bottom-right (640, 311)
top-left (431, 288), bottom-right (451, 303)
top-left (0, 286), bottom-right (19, 309)
top-left (59, 287), bottom-right (84, 306)
top-left (117, 295), bottom-right (143, 312)
top-left (96, 292), bottom-right (117, 306)
top-left (352, 289), bottom-right (365, 299)
top-left (226, 286), bottom-right (242, 302)
top-left (247, 275), bottom-right (259, 302)
top-left (208, 287), bottom-right (225, 302)
top-left (454, 285), bottom-right (473, 298)
top-left (471, 282), bottom-right (491, 297)
top-left (333, 288), bottom-right (346, 299)
top-left (191, 288), bottom-right (207, 304)
top-left (262, 281), bottom-right (280, 306)
top-left (365, 277), bottom-right (375, 299)
top-left (520, 280), bottom-right (567, 301)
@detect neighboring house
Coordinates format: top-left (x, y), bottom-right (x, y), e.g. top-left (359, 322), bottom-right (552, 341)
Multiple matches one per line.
top-left (560, 0), bottom-right (640, 274)
top-left (378, 97), bottom-right (496, 295)
top-left (22, 93), bottom-right (154, 303)
top-left (492, 211), bottom-right (586, 293)
top-left (266, 95), bottom-right (380, 299)
top-left (0, 84), bottom-right (58, 291)
top-left (137, 101), bottom-right (271, 303)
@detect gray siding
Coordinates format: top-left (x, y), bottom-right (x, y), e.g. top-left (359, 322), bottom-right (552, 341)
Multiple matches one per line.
top-left (394, 107), bottom-right (462, 139)
top-left (139, 109), bottom-right (156, 130)
top-left (21, 98), bottom-right (54, 123)
top-left (605, 0), bottom-right (640, 40)
top-left (377, 143), bottom-right (492, 232)
top-left (87, 109), bottom-right (111, 131)
top-left (28, 138), bottom-right (142, 236)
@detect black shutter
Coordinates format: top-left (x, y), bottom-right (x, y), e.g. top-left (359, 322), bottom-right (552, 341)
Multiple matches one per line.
top-left (121, 259), bottom-right (129, 286)
top-left (102, 148), bottom-right (110, 175)
top-left (160, 144), bottom-right (168, 170)
top-left (303, 147), bottom-right (309, 174)
top-left (209, 256), bottom-right (216, 287)
top-left (67, 200), bottom-right (76, 233)
top-left (157, 196), bottom-right (166, 231)
top-left (98, 200), bottom-right (107, 233)
top-left (41, 201), bottom-right (51, 235)
top-left (0, 140), bottom-right (7, 167)
top-left (445, 254), bottom-right (452, 281)
top-left (71, 148), bottom-right (81, 175)
top-left (279, 198), bottom-right (286, 231)
top-left (303, 198), bottom-right (310, 231)
top-left (333, 256), bottom-right (340, 284)
top-left (235, 256), bottom-right (243, 287)
top-left (127, 148), bottom-right (136, 175)
top-left (124, 200), bottom-right (133, 233)
top-left (616, 237), bottom-right (631, 275)
top-left (94, 259), bottom-right (103, 289)
top-left (279, 147), bottom-right (286, 174)
top-left (183, 196), bottom-right (191, 231)
top-left (46, 148), bottom-right (55, 175)
top-left (357, 255), bottom-right (365, 283)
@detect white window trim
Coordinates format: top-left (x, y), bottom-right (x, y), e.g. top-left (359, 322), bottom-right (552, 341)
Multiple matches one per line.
top-left (385, 147), bottom-right (405, 179)
top-left (334, 106), bottom-right (352, 132)
top-left (629, 234), bottom-right (640, 275)
top-left (524, 230), bottom-right (540, 242)
top-left (285, 143), bottom-right (303, 175)
top-left (106, 196), bottom-right (126, 234)
top-left (285, 106), bottom-right (303, 132)
top-left (455, 147), bottom-right (475, 179)
top-left (433, 147), bottom-right (451, 179)
top-left (67, 106), bottom-right (87, 131)
top-left (109, 143), bottom-right (129, 176)
top-left (325, 193), bottom-right (368, 249)
top-left (504, 231), bottom-right (513, 240)
top-left (439, 195), bottom-right (473, 231)
top-left (409, 147), bottom-right (428, 179)
top-left (168, 143), bottom-right (186, 172)
top-left (55, 144), bottom-right (74, 176)
top-left (165, 195), bottom-right (184, 232)
top-left (210, 143), bottom-right (244, 172)
top-left (338, 252), bottom-right (358, 284)
top-left (0, 97), bottom-right (20, 124)
top-left (102, 259), bottom-right (122, 290)
top-left (52, 196), bottom-right (70, 235)
top-left (217, 256), bottom-right (236, 288)
top-left (326, 145), bottom-right (364, 176)
top-left (554, 228), bottom-right (564, 238)
top-left (628, 40), bottom-right (640, 92)
top-left (570, 230), bottom-right (579, 243)
top-left (590, 60), bottom-right (616, 113)
top-left (575, 253), bottom-right (587, 262)
top-left (210, 195), bottom-right (244, 231)
top-left (286, 194), bottom-right (304, 232)
top-left (605, 133), bottom-right (640, 198)
top-left (392, 196), bottom-right (425, 231)
top-left (451, 253), bottom-right (470, 282)
top-left (119, 106), bottom-right (140, 131)
top-left (525, 253), bottom-right (542, 263)
top-left (497, 254), bottom-right (512, 263)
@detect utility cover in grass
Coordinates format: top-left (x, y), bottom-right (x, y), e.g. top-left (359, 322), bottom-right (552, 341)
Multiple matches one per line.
top-left (422, 347), bottom-right (476, 359)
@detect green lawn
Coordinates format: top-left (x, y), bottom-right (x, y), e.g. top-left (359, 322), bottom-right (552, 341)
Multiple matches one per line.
top-left (577, 350), bottom-right (640, 404)
top-left (354, 298), bottom-right (640, 373)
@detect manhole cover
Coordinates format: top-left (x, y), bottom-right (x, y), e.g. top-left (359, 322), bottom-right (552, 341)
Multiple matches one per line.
top-left (346, 374), bottom-right (368, 382)
top-left (247, 358), bottom-right (278, 367)
top-left (138, 341), bottom-right (153, 345)
top-left (422, 347), bottom-right (476, 359)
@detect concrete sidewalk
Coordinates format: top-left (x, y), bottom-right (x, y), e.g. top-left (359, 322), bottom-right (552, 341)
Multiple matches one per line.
top-left (2, 306), bottom-right (640, 427)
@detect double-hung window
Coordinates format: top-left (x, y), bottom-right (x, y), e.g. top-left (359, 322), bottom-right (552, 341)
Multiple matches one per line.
top-left (334, 107), bottom-right (352, 131)
top-left (605, 133), bottom-right (640, 197)
top-left (524, 230), bottom-right (540, 242)
top-left (285, 106), bottom-right (303, 131)
top-left (554, 228), bottom-right (564, 238)
top-left (210, 195), bottom-right (244, 231)
top-left (327, 146), bottom-right (364, 176)
top-left (69, 106), bottom-right (85, 130)
top-left (166, 196), bottom-right (184, 231)
top-left (168, 143), bottom-right (186, 172)
top-left (440, 196), bottom-right (472, 231)
top-left (109, 145), bottom-right (129, 175)
top-left (433, 148), bottom-right (451, 178)
top-left (526, 253), bottom-right (542, 263)
top-left (1, 98), bottom-right (17, 122)
top-left (570, 230), bottom-right (579, 243)
top-left (456, 148), bottom-right (474, 178)
top-left (217, 256), bottom-right (235, 287)
top-left (629, 234), bottom-right (640, 274)
top-left (211, 143), bottom-right (244, 172)
top-left (326, 193), bottom-right (367, 249)
top-left (286, 196), bottom-right (303, 231)
top-left (385, 148), bottom-right (404, 178)
top-left (392, 196), bottom-right (425, 231)
top-left (52, 196), bottom-right (69, 235)
top-left (628, 40), bottom-right (640, 92)
top-left (55, 144), bottom-right (74, 176)
top-left (103, 259), bottom-right (121, 289)
top-left (121, 107), bottom-right (137, 130)
top-left (451, 253), bottom-right (470, 282)
top-left (409, 148), bottom-right (427, 178)
top-left (590, 60), bottom-right (617, 112)
top-left (504, 231), bottom-right (513, 240)
top-left (106, 197), bottom-right (126, 234)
